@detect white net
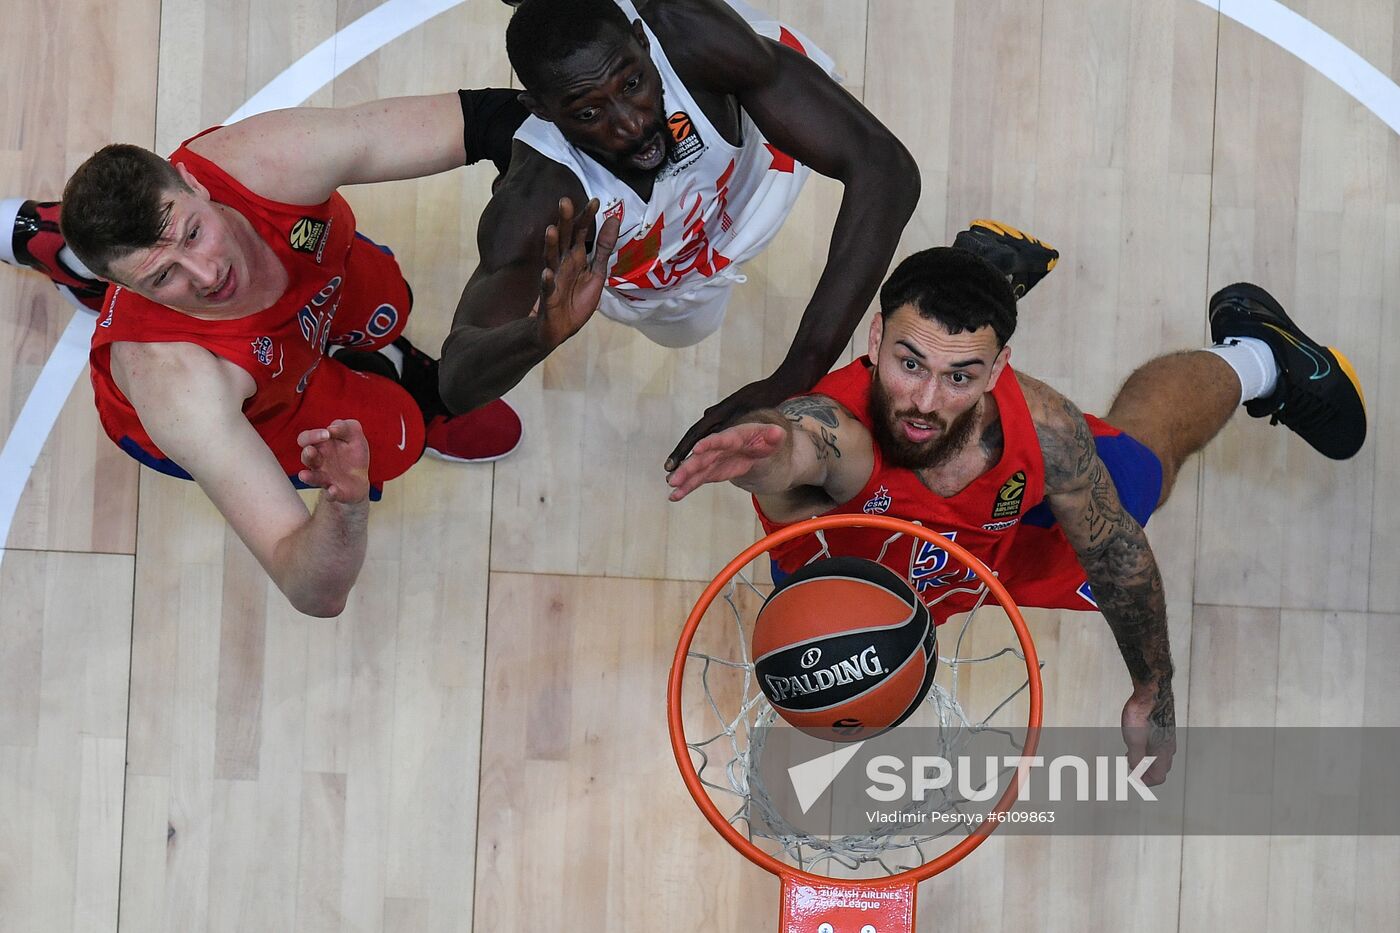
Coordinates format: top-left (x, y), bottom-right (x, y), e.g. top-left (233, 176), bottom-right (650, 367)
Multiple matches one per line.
top-left (681, 524), bottom-right (1044, 879)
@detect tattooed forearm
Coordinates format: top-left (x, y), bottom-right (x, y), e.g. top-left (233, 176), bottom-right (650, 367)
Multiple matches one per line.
top-left (780, 396), bottom-right (841, 428)
top-left (1045, 403), bottom-right (1174, 693)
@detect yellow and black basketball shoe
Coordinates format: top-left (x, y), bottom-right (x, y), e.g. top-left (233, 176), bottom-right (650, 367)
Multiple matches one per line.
top-left (1209, 282), bottom-right (1366, 460)
top-left (951, 219), bottom-right (1059, 299)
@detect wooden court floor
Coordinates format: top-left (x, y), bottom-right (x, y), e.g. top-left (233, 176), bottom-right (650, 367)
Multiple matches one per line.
top-left (1, 0), bottom-right (1397, 930)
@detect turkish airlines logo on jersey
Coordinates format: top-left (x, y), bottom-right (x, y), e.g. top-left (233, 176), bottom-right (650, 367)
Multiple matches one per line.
top-left (289, 217), bottom-right (328, 256)
top-left (667, 111), bottom-right (704, 164)
top-left (991, 471), bottom-right (1027, 519)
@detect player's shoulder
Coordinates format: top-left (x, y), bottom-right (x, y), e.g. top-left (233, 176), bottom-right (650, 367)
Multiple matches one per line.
top-left (1015, 373), bottom-right (1097, 493)
top-left (645, 0), bottom-right (777, 90)
top-left (109, 340), bottom-right (256, 413)
top-left (476, 144), bottom-right (587, 267)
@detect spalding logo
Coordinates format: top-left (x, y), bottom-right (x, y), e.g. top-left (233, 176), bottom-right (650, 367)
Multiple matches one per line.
top-left (763, 647), bottom-right (887, 703)
top-left (800, 647), bottom-right (822, 669)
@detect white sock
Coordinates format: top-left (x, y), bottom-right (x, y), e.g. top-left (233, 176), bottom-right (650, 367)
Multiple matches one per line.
top-left (1206, 337), bottom-right (1279, 405)
top-left (377, 341), bottom-right (405, 378)
top-left (59, 245), bottom-right (97, 280)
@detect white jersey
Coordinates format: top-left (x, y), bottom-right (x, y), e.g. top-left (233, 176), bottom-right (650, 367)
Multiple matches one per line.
top-left (513, 0), bottom-right (838, 334)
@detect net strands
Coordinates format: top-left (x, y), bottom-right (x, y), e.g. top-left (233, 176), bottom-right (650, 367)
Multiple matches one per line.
top-left (684, 526), bottom-right (1044, 878)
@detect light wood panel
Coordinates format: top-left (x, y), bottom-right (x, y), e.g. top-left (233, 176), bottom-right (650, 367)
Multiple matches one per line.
top-left (475, 572), bottom-right (776, 931)
top-left (0, 0), bottom-right (1396, 930)
top-left (0, 549), bottom-right (133, 932)
top-left (0, 0), bottom-right (152, 553)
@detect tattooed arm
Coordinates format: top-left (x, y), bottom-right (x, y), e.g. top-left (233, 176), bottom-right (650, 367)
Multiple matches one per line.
top-left (665, 394), bottom-right (875, 520)
top-left (1024, 376), bottom-right (1176, 786)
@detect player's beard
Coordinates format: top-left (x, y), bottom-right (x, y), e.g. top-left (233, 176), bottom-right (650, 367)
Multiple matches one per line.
top-left (869, 375), bottom-right (981, 471)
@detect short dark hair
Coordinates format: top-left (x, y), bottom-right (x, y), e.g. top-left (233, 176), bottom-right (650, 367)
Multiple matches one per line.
top-left (879, 247), bottom-right (1018, 346)
top-left (506, 0), bottom-right (638, 95)
top-left (60, 144), bottom-right (189, 281)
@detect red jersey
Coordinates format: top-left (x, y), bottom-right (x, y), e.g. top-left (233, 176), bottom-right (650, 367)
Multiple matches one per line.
top-left (89, 129), bottom-right (421, 486)
top-left (758, 358), bottom-right (1124, 622)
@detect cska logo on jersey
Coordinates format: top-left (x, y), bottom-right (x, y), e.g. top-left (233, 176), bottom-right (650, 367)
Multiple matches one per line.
top-left (991, 471), bottom-right (1027, 519)
top-left (862, 485), bottom-right (892, 515)
top-left (289, 217), bottom-right (328, 256)
top-left (251, 336), bottom-right (273, 366)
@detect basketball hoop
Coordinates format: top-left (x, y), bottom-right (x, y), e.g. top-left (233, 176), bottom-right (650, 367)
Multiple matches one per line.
top-left (668, 514), bottom-right (1043, 933)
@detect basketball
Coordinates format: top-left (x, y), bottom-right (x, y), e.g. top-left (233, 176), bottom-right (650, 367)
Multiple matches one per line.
top-left (753, 556), bottom-right (935, 741)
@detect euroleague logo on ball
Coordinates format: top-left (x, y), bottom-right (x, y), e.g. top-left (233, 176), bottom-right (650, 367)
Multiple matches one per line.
top-left (753, 557), bottom-right (936, 742)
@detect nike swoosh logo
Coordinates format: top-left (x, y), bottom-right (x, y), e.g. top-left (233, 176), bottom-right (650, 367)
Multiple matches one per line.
top-left (788, 742), bottom-right (866, 814)
top-left (1263, 323), bottom-right (1331, 380)
top-left (396, 415), bottom-right (407, 451)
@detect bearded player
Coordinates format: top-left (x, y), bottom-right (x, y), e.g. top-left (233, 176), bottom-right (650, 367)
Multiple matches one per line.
top-left (667, 247), bottom-right (1368, 785)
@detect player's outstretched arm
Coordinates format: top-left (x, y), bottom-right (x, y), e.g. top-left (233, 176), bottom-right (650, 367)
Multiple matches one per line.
top-left (439, 183), bottom-right (620, 414)
top-left (183, 92), bottom-right (479, 205)
top-left (666, 394), bottom-right (874, 519)
top-left (1026, 377), bottom-right (1176, 786)
top-left (110, 341), bottom-right (370, 617)
top-left (659, 0), bottom-right (920, 469)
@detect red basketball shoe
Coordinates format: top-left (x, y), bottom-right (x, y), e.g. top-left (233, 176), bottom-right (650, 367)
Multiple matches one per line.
top-left (1, 198), bottom-right (108, 312)
top-left (424, 398), bottom-right (523, 463)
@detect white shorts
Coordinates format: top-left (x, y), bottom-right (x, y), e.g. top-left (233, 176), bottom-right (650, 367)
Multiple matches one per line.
top-left (597, 267), bottom-right (748, 348)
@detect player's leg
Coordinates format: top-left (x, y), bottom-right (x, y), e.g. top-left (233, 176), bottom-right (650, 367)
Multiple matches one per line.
top-left (1101, 350), bottom-right (1238, 506)
top-left (1103, 282), bottom-right (1366, 507)
top-left (336, 229), bottom-right (523, 461)
top-left (1, 198), bottom-right (109, 311)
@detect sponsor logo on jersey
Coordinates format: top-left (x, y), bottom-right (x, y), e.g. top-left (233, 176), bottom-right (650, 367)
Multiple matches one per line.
top-left (862, 485), bottom-right (892, 515)
top-left (667, 111), bottom-right (705, 164)
top-left (289, 216), bottom-right (328, 255)
top-left (991, 470), bottom-right (1027, 518)
top-left (251, 336), bottom-right (273, 366)
top-left (1077, 581), bottom-right (1098, 608)
top-left (982, 518), bottom-right (1019, 532)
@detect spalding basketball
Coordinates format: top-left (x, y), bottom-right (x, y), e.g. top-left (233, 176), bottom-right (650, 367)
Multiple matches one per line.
top-left (753, 557), bottom-right (935, 741)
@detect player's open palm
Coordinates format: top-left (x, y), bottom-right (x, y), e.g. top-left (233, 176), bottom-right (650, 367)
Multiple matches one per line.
top-left (667, 422), bottom-right (787, 501)
top-left (534, 197), bottom-right (621, 349)
top-left (296, 419), bottom-right (371, 504)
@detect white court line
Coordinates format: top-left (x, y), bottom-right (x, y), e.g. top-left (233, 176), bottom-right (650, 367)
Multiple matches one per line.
top-left (2, 0), bottom-right (1399, 552)
top-left (0, 311), bottom-right (97, 544)
top-left (0, 0), bottom-right (466, 554)
top-left (1197, 0), bottom-right (1400, 136)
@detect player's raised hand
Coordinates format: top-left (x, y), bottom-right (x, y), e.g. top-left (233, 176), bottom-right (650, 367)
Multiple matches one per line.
top-left (296, 419), bottom-right (371, 504)
top-left (666, 422), bottom-right (788, 501)
top-left (667, 372), bottom-right (802, 473)
top-left (533, 197), bottom-right (622, 349)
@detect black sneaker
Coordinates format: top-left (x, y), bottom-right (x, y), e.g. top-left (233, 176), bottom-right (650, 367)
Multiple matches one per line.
top-left (0, 198), bottom-right (107, 312)
top-left (1208, 282), bottom-right (1366, 460)
top-left (952, 219), bottom-right (1059, 299)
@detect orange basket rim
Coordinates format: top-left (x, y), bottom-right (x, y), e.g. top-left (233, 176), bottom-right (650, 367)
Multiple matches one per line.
top-left (666, 512), bottom-right (1044, 887)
